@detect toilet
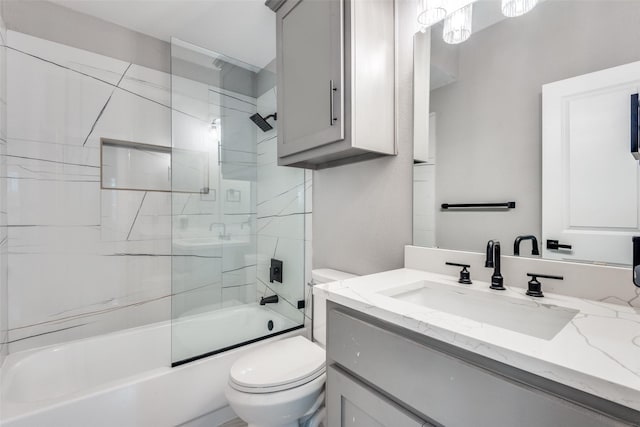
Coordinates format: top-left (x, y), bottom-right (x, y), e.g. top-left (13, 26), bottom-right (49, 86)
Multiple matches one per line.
top-left (225, 269), bottom-right (356, 427)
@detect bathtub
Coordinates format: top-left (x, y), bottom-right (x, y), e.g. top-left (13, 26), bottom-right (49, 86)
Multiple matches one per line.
top-left (1, 303), bottom-right (303, 427)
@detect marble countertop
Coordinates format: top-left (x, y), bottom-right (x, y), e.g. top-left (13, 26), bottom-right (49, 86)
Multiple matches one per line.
top-left (314, 268), bottom-right (640, 412)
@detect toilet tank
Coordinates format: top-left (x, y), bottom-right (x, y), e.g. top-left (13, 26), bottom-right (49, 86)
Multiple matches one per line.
top-left (311, 269), bottom-right (357, 347)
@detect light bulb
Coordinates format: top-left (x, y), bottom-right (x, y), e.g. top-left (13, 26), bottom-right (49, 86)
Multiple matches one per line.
top-left (501, 0), bottom-right (538, 18)
top-left (443, 3), bottom-right (473, 45)
top-left (417, 0), bottom-right (447, 31)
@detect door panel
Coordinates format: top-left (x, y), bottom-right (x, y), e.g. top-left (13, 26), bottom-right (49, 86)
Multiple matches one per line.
top-left (543, 60), bottom-right (640, 264)
top-left (277, 0), bottom-right (344, 157)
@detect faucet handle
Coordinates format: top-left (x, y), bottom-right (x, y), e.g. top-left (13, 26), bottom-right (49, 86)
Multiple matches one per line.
top-left (526, 273), bottom-right (563, 298)
top-left (546, 240), bottom-right (572, 251)
top-left (445, 262), bottom-right (472, 285)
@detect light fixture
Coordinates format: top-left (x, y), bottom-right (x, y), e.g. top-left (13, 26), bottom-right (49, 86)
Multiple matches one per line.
top-left (417, 0), bottom-right (447, 32)
top-left (443, 3), bottom-right (473, 45)
top-left (501, 0), bottom-right (538, 18)
top-left (417, 0), bottom-right (536, 45)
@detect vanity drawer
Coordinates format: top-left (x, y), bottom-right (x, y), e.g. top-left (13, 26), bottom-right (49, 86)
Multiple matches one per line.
top-left (327, 305), bottom-right (630, 427)
top-left (327, 365), bottom-right (431, 427)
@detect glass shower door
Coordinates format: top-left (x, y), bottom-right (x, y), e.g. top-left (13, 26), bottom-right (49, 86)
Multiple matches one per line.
top-left (170, 39), bottom-right (224, 363)
top-left (170, 39), bottom-right (305, 366)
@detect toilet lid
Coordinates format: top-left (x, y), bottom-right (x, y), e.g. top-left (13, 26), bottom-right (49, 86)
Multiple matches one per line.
top-left (229, 336), bottom-right (325, 393)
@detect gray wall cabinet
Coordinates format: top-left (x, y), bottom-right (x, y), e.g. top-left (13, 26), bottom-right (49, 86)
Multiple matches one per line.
top-left (326, 302), bottom-right (640, 427)
top-left (275, 0), bottom-right (396, 169)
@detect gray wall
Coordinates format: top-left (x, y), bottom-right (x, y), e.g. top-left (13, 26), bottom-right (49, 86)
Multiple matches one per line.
top-left (429, 0), bottom-right (640, 254)
top-left (256, 58), bottom-right (276, 98)
top-left (312, 0), bottom-right (415, 276)
top-left (4, 0), bottom-right (171, 72)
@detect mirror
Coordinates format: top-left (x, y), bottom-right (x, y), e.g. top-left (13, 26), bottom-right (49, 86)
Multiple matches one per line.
top-left (413, 0), bottom-right (640, 266)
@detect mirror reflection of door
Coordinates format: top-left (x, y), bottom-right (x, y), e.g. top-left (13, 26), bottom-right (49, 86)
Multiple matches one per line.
top-left (543, 61), bottom-right (640, 265)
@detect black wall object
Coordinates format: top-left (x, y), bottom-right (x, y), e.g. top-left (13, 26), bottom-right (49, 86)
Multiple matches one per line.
top-left (633, 237), bottom-right (640, 287)
top-left (270, 258), bottom-right (283, 283)
top-left (441, 202), bottom-right (516, 210)
top-left (632, 94), bottom-right (640, 160)
top-left (546, 239), bottom-right (572, 251)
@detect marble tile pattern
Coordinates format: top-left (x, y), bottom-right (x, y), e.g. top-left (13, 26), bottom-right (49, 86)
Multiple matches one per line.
top-left (4, 31), bottom-right (311, 354)
top-left (314, 267), bottom-right (640, 412)
top-left (255, 87), bottom-right (307, 327)
top-left (303, 168), bottom-right (313, 340)
top-left (5, 31), bottom-right (173, 352)
top-left (0, 8), bottom-right (7, 365)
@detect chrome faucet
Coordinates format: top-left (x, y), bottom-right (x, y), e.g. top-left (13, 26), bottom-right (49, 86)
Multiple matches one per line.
top-left (485, 240), bottom-right (505, 290)
top-left (209, 222), bottom-right (230, 240)
top-left (514, 235), bottom-right (540, 256)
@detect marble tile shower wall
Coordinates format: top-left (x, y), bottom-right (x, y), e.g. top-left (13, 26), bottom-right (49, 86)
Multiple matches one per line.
top-left (6, 31), bottom-right (173, 352)
top-left (0, 7), bottom-right (7, 365)
top-left (255, 88), bottom-right (310, 326)
top-left (4, 31), bottom-right (313, 353)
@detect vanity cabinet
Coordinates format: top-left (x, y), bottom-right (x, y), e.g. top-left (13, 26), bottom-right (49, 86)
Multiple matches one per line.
top-left (326, 302), bottom-right (638, 427)
top-left (327, 366), bottom-right (431, 427)
top-left (274, 0), bottom-right (396, 169)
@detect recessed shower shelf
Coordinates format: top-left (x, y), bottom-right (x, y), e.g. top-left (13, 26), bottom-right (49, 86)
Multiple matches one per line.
top-left (100, 138), bottom-right (209, 194)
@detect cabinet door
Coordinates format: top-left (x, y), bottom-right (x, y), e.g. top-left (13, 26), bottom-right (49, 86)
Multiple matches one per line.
top-left (276, 0), bottom-right (344, 158)
top-left (327, 365), bottom-right (430, 427)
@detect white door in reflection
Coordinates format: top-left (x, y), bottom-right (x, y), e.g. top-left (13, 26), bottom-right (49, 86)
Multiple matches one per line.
top-left (543, 60), bottom-right (640, 265)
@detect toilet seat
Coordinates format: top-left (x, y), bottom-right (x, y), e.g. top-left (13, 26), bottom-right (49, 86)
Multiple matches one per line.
top-left (229, 336), bottom-right (325, 394)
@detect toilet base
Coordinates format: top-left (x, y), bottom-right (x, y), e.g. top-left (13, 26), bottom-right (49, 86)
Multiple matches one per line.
top-left (226, 374), bottom-right (325, 427)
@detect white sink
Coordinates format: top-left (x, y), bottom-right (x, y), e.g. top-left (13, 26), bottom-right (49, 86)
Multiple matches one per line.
top-left (379, 280), bottom-right (578, 340)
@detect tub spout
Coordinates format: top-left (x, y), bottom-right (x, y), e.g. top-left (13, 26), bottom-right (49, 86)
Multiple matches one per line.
top-left (259, 295), bottom-right (279, 305)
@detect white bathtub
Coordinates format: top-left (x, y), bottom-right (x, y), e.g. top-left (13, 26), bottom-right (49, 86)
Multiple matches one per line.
top-left (1, 303), bottom-right (302, 427)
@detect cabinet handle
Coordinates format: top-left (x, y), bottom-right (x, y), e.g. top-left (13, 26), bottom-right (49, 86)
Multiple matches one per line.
top-left (329, 80), bottom-right (337, 126)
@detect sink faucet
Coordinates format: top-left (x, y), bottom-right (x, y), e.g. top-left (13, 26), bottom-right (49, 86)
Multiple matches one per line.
top-left (525, 273), bottom-right (563, 298)
top-left (514, 235), bottom-right (540, 256)
top-left (209, 222), bottom-right (230, 240)
top-left (485, 240), bottom-right (505, 290)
